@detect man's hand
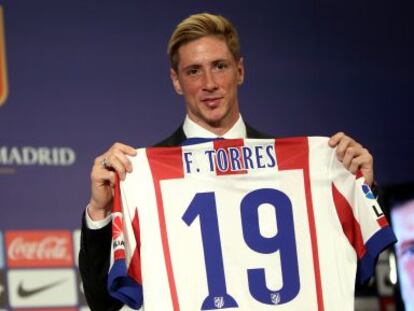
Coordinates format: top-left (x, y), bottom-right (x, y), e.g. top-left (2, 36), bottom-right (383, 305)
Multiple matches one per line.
top-left (88, 142), bottom-right (137, 221)
top-left (329, 132), bottom-right (374, 186)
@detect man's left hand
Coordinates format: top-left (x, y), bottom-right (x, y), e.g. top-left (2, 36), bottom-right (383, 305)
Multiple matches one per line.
top-left (329, 132), bottom-right (374, 186)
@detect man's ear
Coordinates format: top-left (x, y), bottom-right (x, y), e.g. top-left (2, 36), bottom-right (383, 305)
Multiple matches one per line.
top-left (170, 68), bottom-right (183, 95)
top-left (237, 57), bottom-right (245, 85)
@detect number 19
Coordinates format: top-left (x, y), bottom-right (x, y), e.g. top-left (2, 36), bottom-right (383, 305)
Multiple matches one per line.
top-left (182, 188), bottom-right (300, 310)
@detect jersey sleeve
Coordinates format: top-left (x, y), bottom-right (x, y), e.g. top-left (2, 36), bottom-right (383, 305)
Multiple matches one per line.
top-left (329, 152), bottom-right (397, 283)
top-left (107, 174), bottom-right (143, 309)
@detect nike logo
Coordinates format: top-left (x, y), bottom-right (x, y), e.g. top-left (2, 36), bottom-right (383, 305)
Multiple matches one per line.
top-left (17, 279), bottom-right (66, 298)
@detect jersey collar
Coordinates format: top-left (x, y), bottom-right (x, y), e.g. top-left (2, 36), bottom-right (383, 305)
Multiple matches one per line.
top-left (182, 114), bottom-right (247, 139)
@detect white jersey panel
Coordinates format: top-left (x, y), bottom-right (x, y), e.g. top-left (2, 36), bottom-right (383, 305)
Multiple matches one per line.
top-left (307, 137), bottom-right (356, 311)
top-left (161, 171), bottom-right (318, 310)
top-left (121, 150), bottom-right (174, 310)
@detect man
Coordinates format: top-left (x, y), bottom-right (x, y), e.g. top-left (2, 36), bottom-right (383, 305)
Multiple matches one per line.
top-left (79, 13), bottom-right (376, 310)
top-left (390, 193), bottom-right (414, 311)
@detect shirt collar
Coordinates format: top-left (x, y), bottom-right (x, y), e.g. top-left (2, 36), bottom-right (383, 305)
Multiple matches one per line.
top-left (183, 114), bottom-right (247, 139)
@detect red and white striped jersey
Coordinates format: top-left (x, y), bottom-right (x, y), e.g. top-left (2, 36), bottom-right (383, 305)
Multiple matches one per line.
top-left (108, 137), bottom-right (396, 311)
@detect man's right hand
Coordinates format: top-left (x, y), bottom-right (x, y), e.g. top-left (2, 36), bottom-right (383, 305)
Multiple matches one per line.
top-left (87, 142), bottom-right (137, 221)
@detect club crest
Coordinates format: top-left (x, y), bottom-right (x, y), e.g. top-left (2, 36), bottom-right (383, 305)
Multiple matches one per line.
top-left (0, 6), bottom-right (8, 107)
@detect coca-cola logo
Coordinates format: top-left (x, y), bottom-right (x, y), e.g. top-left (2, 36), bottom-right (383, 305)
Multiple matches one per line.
top-left (6, 231), bottom-right (73, 267)
top-left (8, 237), bottom-right (70, 261)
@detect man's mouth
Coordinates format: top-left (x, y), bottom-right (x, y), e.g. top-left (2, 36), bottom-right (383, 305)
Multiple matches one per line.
top-left (201, 97), bottom-right (223, 108)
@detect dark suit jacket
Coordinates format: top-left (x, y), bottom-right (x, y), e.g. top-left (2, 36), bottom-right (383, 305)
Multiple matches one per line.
top-left (79, 124), bottom-right (270, 311)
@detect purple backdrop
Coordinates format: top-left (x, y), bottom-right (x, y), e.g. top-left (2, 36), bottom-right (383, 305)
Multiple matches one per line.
top-left (1, 0), bottom-right (413, 229)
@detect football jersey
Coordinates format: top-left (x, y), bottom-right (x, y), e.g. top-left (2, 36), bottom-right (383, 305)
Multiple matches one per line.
top-left (107, 137), bottom-right (396, 311)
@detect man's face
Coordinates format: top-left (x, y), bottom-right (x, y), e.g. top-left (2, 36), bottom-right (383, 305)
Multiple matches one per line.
top-left (391, 200), bottom-right (414, 309)
top-left (170, 35), bottom-right (244, 134)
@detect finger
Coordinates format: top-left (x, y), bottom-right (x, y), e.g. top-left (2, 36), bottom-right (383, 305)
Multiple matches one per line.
top-left (93, 143), bottom-right (136, 184)
top-left (104, 149), bottom-right (134, 179)
top-left (104, 170), bottom-right (117, 187)
top-left (103, 143), bottom-right (136, 172)
top-left (91, 162), bottom-right (116, 185)
top-left (328, 132), bottom-right (345, 147)
top-left (99, 169), bottom-right (117, 186)
top-left (89, 169), bottom-right (116, 214)
top-left (105, 155), bottom-right (128, 180)
top-left (92, 156), bottom-right (110, 177)
top-left (350, 155), bottom-right (370, 176)
top-left (111, 149), bottom-right (134, 173)
top-left (352, 150), bottom-right (373, 170)
top-left (341, 149), bottom-right (353, 170)
top-left (347, 152), bottom-right (374, 184)
top-left (111, 142), bottom-right (137, 157)
top-left (341, 146), bottom-right (362, 170)
top-left (348, 156), bottom-right (362, 174)
top-left (334, 136), bottom-right (352, 161)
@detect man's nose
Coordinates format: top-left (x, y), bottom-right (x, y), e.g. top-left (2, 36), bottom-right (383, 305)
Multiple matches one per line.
top-left (202, 70), bottom-right (218, 91)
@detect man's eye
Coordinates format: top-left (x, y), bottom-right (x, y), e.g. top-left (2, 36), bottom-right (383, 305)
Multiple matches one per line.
top-left (187, 68), bottom-right (199, 75)
top-left (216, 62), bottom-right (227, 70)
top-left (401, 245), bottom-right (414, 257)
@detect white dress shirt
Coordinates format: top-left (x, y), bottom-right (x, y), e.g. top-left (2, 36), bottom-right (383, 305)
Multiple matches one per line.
top-left (85, 114), bottom-right (247, 229)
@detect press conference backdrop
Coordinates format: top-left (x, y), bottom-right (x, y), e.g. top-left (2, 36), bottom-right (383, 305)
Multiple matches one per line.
top-left (0, 0), bottom-right (412, 310)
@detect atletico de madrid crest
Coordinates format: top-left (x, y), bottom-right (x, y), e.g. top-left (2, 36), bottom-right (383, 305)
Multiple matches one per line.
top-left (270, 293), bottom-right (281, 305)
top-left (0, 6), bottom-right (8, 107)
top-left (213, 296), bottom-right (224, 308)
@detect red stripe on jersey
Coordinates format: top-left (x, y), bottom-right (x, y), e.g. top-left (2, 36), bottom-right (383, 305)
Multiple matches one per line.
top-left (355, 170), bottom-right (364, 180)
top-left (128, 209), bottom-right (142, 284)
top-left (114, 249), bottom-right (125, 261)
top-left (148, 147), bottom-right (185, 180)
top-left (332, 183), bottom-right (366, 259)
top-left (112, 175), bottom-right (126, 261)
top-left (113, 174), bottom-right (122, 213)
top-left (275, 137), bottom-right (325, 311)
top-left (377, 216), bottom-right (389, 228)
top-left (147, 147), bottom-right (184, 311)
top-left (213, 138), bottom-right (247, 175)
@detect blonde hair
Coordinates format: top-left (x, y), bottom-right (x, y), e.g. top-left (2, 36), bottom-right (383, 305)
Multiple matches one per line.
top-left (167, 13), bottom-right (240, 71)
